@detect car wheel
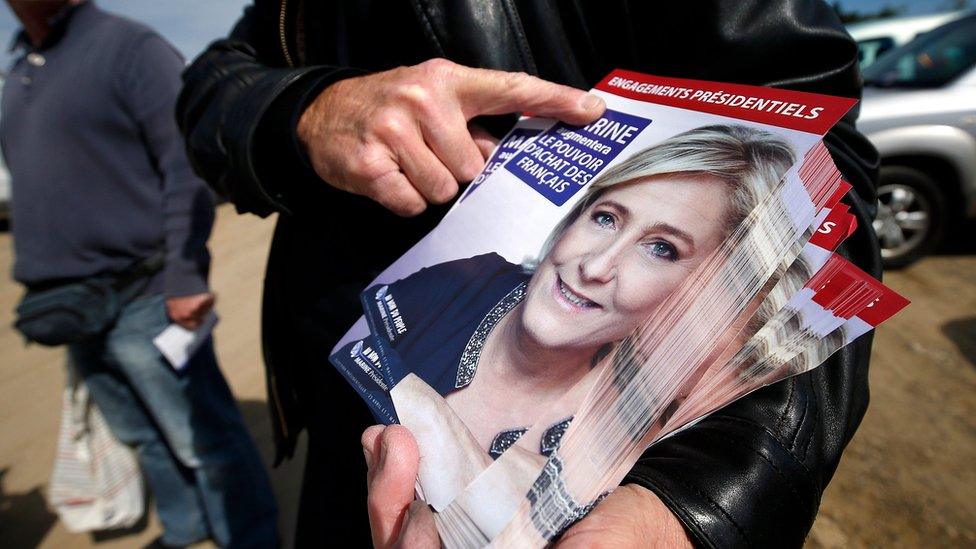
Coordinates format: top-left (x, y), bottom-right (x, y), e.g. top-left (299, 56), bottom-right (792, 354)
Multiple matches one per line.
top-left (872, 165), bottom-right (946, 269)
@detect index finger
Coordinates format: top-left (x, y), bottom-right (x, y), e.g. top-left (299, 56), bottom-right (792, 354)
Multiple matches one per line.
top-left (454, 66), bottom-right (605, 126)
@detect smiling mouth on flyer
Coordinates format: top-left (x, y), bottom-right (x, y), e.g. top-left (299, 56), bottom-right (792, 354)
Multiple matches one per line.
top-left (555, 275), bottom-right (601, 310)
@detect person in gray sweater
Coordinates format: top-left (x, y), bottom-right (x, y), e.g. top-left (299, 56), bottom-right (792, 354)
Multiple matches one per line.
top-left (1, 1), bottom-right (277, 546)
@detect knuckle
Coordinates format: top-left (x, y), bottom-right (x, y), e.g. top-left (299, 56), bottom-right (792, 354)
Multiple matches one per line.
top-left (342, 150), bottom-right (372, 180)
top-left (394, 202), bottom-right (426, 218)
top-left (395, 84), bottom-right (434, 113)
top-left (397, 194), bottom-right (428, 217)
top-left (419, 58), bottom-right (456, 80)
top-left (496, 71), bottom-right (538, 104)
top-left (430, 179), bottom-right (459, 204)
top-left (461, 157), bottom-right (484, 182)
top-left (404, 201), bottom-right (428, 217)
top-left (510, 72), bottom-right (568, 106)
top-left (373, 112), bottom-right (411, 142)
top-left (349, 150), bottom-right (391, 186)
top-left (370, 174), bottom-right (427, 217)
top-left (504, 70), bottom-right (534, 90)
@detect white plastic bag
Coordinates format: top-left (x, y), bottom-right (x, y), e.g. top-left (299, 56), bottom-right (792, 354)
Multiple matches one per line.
top-left (48, 366), bottom-right (145, 532)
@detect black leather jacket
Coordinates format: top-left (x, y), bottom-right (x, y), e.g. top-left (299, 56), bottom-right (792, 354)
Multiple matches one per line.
top-left (177, 1), bottom-right (880, 546)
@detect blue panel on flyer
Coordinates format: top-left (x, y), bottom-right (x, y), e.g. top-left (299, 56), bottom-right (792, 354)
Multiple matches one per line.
top-left (459, 128), bottom-right (541, 203)
top-left (505, 110), bottom-right (652, 206)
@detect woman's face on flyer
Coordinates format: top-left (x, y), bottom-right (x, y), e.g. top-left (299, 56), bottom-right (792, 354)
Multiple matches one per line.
top-left (521, 175), bottom-right (733, 353)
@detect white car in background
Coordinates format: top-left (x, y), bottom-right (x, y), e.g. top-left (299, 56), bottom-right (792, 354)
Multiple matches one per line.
top-left (857, 13), bottom-right (976, 268)
top-left (848, 10), bottom-right (970, 67)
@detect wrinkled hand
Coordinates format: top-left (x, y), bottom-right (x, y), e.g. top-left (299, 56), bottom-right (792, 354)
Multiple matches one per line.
top-left (298, 58), bottom-right (605, 217)
top-left (165, 292), bottom-right (215, 330)
top-left (361, 425), bottom-right (693, 549)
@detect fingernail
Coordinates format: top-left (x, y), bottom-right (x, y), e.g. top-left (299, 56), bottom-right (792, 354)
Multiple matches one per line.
top-left (579, 93), bottom-right (604, 111)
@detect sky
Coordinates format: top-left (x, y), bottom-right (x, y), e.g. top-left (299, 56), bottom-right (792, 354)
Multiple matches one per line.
top-left (0, 0), bottom-right (968, 71)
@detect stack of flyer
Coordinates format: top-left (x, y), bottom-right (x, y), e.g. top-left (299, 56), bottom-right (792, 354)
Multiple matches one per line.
top-left (330, 69), bottom-right (908, 547)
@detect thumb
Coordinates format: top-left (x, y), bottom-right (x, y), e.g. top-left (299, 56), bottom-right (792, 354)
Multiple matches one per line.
top-left (365, 425), bottom-right (420, 549)
top-left (454, 66), bottom-right (605, 126)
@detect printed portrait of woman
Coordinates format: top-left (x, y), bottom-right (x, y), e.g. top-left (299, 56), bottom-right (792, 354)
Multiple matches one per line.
top-left (331, 123), bottom-right (797, 510)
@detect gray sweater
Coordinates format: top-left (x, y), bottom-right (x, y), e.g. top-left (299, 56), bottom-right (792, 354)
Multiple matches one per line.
top-left (1, 2), bottom-right (213, 297)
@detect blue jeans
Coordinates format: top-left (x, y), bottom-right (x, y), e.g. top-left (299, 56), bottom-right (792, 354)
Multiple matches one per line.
top-left (68, 294), bottom-right (278, 547)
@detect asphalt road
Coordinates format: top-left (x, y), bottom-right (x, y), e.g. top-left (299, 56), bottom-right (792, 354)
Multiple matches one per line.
top-left (0, 205), bottom-right (973, 547)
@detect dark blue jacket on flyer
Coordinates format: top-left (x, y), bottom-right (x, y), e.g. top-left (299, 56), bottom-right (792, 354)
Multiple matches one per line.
top-left (331, 253), bottom-right (529, 422)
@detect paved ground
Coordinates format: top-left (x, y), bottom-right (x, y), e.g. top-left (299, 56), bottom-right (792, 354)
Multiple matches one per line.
top-left (0, 205), bottom-right (973, 547)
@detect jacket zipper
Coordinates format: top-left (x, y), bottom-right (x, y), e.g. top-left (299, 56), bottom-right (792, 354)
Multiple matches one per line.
top-left (279, 0), bottom-right (294, 67)
top-left (270, 0), bottom-right (296, 436)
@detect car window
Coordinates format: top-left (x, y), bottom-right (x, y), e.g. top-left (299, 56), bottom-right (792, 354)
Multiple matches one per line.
top-left (863, 16), bottom-right (976, 87)
top-left (858, 37), bottom-right (896, 68)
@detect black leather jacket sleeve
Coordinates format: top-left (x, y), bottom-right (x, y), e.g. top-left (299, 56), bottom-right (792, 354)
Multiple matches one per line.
top-left (176, 3), bottom-right (360, 217)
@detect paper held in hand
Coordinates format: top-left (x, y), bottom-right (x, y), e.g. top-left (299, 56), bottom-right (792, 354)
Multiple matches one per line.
top-left (153, 311), bottom-right (218, 371)
top-left (329, 69), bottom-right (908, 547)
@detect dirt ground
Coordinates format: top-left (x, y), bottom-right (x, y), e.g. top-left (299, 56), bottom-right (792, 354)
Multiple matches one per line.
top-left (0, 205), bottom-right (973, 548)
top-left (807, 241), bottom-right (976, 548)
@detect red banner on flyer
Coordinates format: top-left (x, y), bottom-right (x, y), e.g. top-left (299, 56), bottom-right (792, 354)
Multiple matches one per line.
top-left (596, 70), bottom-right (857, 135)
top-left (809, 205), bottom-right (855, 251)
